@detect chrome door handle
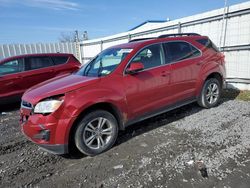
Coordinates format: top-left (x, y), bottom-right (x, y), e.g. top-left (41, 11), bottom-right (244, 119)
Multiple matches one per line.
top-left (161, 71), bottom-right (170, 77)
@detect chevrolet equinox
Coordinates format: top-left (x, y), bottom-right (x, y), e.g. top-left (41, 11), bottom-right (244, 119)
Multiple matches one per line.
top-left (20, 33), bottom-right (226, 156)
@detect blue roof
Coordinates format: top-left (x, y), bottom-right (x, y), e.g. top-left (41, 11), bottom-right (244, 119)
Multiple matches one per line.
top-left (129, 20), bottom-right (166, 31)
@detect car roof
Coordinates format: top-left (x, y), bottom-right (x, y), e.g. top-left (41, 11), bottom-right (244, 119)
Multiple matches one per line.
top-left (111, 34), bottom-right (207, 50)
top-left (0, 53), bottom-right (73, 63)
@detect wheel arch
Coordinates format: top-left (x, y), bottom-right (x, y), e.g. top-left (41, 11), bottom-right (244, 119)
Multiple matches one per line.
top-left (205, 72), bottom-right (223, 87)
top-left (196, 71), bottom-right (224, 97)
top-left (67, 102), bottom-right (124, 153)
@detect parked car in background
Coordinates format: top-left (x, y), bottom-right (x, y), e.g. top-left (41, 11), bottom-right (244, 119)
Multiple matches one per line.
top-left (0, 53), bottom-right (81, 104)
top-left (20, 33), bottom-right (226, 156)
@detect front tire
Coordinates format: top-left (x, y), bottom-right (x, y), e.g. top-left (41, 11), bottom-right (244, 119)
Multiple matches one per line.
top-left (198, 78), bottom-right (221, 108)
top-left (74, 110), bottom-right (118, 156)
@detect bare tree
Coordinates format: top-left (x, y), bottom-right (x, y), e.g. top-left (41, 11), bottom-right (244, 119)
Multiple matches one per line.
top-left (58, 31), bottom-right (89, 42)
top-left (58, 32), bottom-right (76, 43)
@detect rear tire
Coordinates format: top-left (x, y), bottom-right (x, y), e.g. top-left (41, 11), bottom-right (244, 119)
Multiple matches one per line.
top-left (198, 78), bottom-right (221, 108)
top-left (74, 110), bottom-right (118, 156)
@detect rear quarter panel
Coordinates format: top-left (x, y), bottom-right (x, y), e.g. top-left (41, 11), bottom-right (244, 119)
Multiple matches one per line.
top-left (195, 50), bottom-right (225, 96)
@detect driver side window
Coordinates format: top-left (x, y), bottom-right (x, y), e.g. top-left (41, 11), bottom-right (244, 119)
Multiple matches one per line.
top-left (131, 44), bottom-right (164, 69)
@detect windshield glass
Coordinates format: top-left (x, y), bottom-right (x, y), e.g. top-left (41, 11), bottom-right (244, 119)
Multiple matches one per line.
top-left (77, 48), bottom-right (133, 77)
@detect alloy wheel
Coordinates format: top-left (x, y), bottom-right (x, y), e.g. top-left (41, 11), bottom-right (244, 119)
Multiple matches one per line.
top-left (83, 117), bottom-right (113, 150)
top-left (206, 83), bottom-right (219, 104)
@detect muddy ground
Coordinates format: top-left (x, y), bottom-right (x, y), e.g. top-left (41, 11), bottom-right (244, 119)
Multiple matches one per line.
top-left (0, 95), bottom-right (250, 188)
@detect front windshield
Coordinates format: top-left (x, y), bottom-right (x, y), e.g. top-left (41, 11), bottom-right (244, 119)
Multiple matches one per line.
top-left (77, 48), bottom-right (133, 77)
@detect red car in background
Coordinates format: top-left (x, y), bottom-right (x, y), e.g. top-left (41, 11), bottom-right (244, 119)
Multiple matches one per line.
top-left (0, 53), bottom-right (81, 104)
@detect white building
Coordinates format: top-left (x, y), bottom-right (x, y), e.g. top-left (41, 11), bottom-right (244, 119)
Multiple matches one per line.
top-left (81, 1), bottom-right (250, 90)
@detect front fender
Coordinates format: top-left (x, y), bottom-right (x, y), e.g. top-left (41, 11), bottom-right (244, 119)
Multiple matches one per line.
top-left (58, 85), bottom-right (128, 144)
top-left (66, 87), bottom-right (127, 118)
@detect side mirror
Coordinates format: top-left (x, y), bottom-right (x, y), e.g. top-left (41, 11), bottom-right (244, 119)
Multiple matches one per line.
top-left (126, 62), bottom-right (144, 74)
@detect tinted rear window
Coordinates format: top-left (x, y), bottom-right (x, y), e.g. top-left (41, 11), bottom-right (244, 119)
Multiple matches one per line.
top-left (164, 41), bottom-right (201, 63)
top-left (196, 38), bottom-right (219, 52)
top-left (52, 56), bottom-right (69, 65)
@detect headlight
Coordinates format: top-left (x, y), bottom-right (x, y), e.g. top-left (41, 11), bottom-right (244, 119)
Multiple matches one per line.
top-left (34, 99), bottom-right (64, 114)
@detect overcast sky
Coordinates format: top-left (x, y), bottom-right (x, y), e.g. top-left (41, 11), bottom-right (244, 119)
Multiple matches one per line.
top-left (0, 0), bottom-right (248, 44)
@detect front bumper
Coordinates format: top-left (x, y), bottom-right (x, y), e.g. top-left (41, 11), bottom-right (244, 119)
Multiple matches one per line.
top-left (20, 105), bottom-right (76, 155)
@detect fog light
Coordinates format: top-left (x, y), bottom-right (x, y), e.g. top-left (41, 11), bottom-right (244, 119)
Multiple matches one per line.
top-left (33, 130), bottom-right (50, 141)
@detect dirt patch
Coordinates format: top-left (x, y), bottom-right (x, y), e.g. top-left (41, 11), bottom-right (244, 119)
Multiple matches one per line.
top-left (0, 99), bottom-right (250, 187)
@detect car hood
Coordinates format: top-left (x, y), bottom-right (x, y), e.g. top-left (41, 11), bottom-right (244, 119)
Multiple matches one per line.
top-left (22, 74), bottom-right (99, 104)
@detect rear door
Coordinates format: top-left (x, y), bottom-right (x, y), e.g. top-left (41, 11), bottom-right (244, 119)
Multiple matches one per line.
top-left (22, 56), bottom-right (55, 90)
top-left (123, 43), bottom-right (172, 119)
top-left (0, 58), bottom-right (25, 98)
top-left (163, 41), bottom-right (202, 102)
top-left (51, 55), bottom-right (74, 75)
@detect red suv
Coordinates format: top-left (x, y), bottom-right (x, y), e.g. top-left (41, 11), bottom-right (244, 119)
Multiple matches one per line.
top-left (0, 53), bottom-right (81, 104)
top-left (20, 33), bottom-right (226, 156)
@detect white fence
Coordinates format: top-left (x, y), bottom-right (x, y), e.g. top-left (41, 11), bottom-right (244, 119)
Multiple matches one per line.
top-left (80, 2), bottom-right (250, 90)
top-left (0, 2), bottom-right (250, 89)
top-left (0, 42), bottom-right (80, 61)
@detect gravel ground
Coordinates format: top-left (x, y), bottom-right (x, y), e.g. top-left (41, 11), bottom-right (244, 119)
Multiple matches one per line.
top-left (0, 97), bottom-right (250, 188)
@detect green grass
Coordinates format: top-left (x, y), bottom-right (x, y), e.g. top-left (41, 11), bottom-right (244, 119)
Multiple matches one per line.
top-left (222, 89), bottom-right (250, 101)
top-left (237, 90), bottom-right (250, 101)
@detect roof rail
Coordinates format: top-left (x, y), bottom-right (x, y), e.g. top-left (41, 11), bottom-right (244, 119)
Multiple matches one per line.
top-left (129, 38), bottom-right (155, 43)
top-left (158, 33), bottom-right (201, 38)
top-left (129, 33), bottom-right (201, 43)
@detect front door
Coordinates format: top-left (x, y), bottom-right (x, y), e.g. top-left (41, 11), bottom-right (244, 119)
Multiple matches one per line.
top-left (0, 58), bottom-right (25, 98)
top-left (123, 43), bottom-right (172, 120)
